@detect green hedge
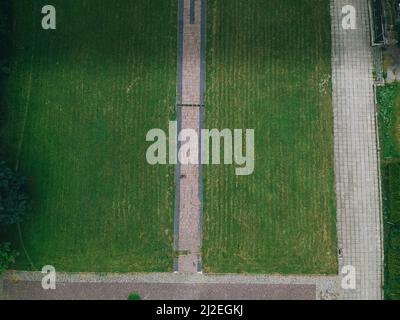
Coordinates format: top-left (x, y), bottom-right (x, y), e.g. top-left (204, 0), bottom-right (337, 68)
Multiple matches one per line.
top-left (382, 163), bottom-right (400, 300)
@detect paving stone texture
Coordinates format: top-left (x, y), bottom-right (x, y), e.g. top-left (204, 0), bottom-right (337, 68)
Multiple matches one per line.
top-left (331, 0), bottom-right (383, 300)
top-left (176, 0), bottom-right (205, 273)
top-left (1, 271), bottom-right (339, 300)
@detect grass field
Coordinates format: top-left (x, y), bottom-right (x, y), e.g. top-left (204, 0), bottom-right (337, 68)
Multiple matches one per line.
top-left (377, 84), bottom-right (400, 299)
top-left (203, 0), bottom-right (338, 274)
top-left (0, 0), bottom-right (177, 272)
top-left (378, 84), bottom-right (400, 159)
top-left (382, 163), bottom-right (400, 300)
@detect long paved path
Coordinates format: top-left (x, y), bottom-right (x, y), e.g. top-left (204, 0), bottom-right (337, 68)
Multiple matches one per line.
top-left (174, 0), bottom-right (206, 273)
top-left (0, 271), bottom-right (339, 300)
top-left (331, 0), bottom-right (383, 299)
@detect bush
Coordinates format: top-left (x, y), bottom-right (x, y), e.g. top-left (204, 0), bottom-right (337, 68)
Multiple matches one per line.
top-left (0, 160), bottom-right (31, 226)
top-left (0, 242), bottom-right (18, 274)
top-left (127, 293), bottom-right (141, 300)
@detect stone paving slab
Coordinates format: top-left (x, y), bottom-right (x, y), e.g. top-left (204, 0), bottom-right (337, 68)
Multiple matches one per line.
top-left (178, 108), bottom-right (202, 268)
top-left (182, 0), bottom-right (202, 105)
top-left (175, 0), bottom-right (205, 273)
top-left (331, 0), bottom-right (383, 300)
top-left (2, 281), bottom-right (317, 300)
top-left (1, 271), bottom-right (339, 300)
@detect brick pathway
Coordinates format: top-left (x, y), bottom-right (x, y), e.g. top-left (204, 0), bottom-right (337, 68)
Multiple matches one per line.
top-left (174, 0), bottom-right (206, 273)
top-left (331, 0), bottom-right (383, 299)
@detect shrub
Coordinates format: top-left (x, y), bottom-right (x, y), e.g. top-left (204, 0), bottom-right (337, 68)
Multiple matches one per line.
top-left (127, 292), bottom-right (141, 300)
top-left (0, 160), bottom-right (31, 226)
top-left (0, 242), bottom-right (18, 274)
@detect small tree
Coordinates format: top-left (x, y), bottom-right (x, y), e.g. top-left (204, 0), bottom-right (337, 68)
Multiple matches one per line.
top-left (0, 160), bottom-right (31, 226)
top-left (128, 292), bottom-right (141, 300)
top-left (0, 242), bottom-right (18, 274)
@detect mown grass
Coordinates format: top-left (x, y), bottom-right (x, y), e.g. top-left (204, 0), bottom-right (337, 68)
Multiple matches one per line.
top-left (0, 0), bottom-right (177, 272)
top-left (382, 163), bottom-right (400, 300)
top-left (377, 84), bottom-right (400, 159)
top-left (203, 0), bottom-right (337, 274)
top-left (377, 84), bottom-right (400, 300)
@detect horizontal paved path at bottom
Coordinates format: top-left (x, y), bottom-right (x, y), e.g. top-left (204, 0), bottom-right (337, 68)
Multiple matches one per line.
top-left (1, 271), bottom-right (339, 300)
top-left (4, 281), bottom-right (317, 300)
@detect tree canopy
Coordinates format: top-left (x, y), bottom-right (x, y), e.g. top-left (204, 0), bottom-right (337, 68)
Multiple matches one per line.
top-left (0, 242), bottom-right (18, 274)
top-left (0, 160), bottom-right (31, 226)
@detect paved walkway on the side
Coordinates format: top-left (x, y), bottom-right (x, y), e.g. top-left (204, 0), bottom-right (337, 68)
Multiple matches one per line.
top-left (174, 0), bottom-right (206, 273)
top-left (0, 271), bottom-right (339, 300)
top-left (331, 0), bottom-right (383, 300)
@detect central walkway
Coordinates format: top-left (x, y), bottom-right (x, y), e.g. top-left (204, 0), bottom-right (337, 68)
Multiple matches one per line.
top-left (174, 0), bottom-right (206, 273)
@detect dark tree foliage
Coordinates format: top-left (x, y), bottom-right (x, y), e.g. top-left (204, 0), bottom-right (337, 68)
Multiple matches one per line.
top-left (128, 293), bottom-right (141, 300)
top-left (0, 160), bottom-right (31, 226)
top-left (0, 242), bottom-right (18, 274)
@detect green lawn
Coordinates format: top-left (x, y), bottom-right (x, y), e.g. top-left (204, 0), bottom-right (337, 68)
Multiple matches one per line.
top-left (203, 0), bottom-right (338, 274)
top-left (377, 84), bottom-right (400, 299)
top-left (0, 0), bottom-right (177, 272)
top-left (382, 162), bottom-right (400, 300)
top-left (1, 0), bottom-right (338, 275)
top-left (378, 84), bottom-right (400, 159)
